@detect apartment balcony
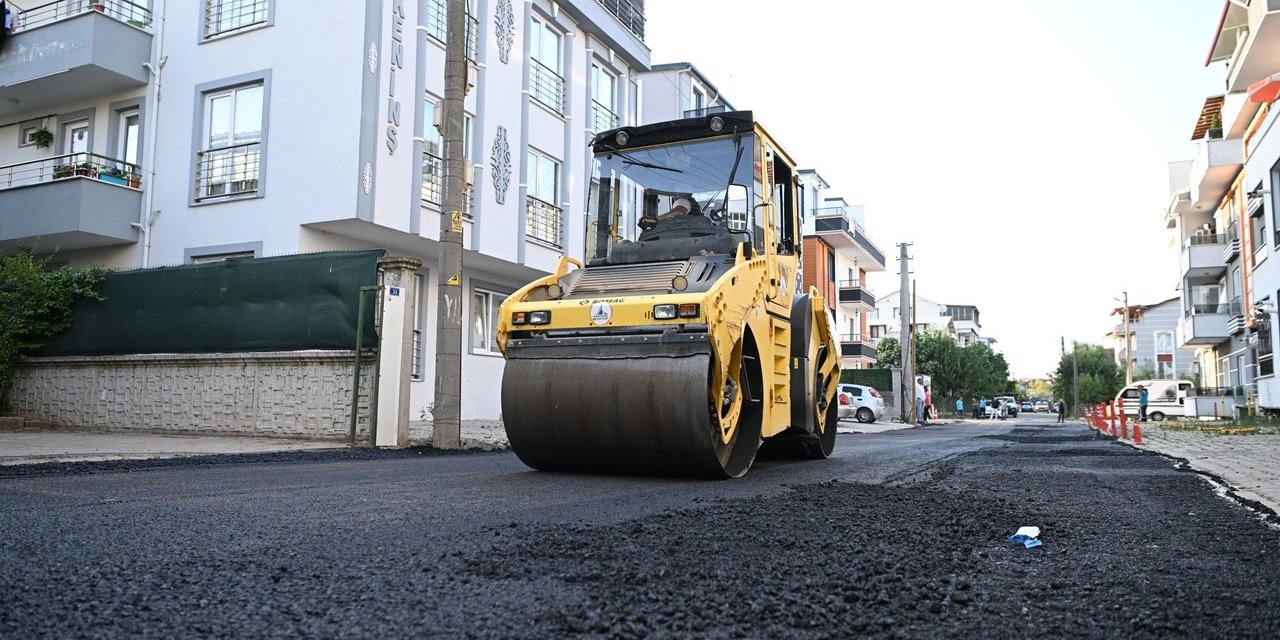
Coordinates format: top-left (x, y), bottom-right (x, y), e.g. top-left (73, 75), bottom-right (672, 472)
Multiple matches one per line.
top-left (837, 279), bottom-right (876, 310)
top-left (0, 1), bottom-right (153, 118)
top-left (839, 334), bottom-right (876, 359)
top-left (1177, 304), bottom-right (1232, 346)
top-left (1216, 0), bottom-right (1280, 93)
top-left (1188, 137), bottom-right (1244, 210)
top-left (812, 208), bottom-right (887, 271)
top-left (0, 152), bottom-right (141, 253)
top-left (1224, 235), bottom-right (1241, 262)
top-left (1180, 233), bottom-right (1228, 282)
top-left (525, 196), bottom-right (563, 248)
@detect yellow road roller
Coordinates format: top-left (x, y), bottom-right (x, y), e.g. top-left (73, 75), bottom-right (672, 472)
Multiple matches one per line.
top-left (497, 111), bottom-right (839, 477)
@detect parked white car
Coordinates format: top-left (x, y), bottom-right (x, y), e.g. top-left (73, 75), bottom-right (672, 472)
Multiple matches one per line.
top-left (838, 383), bottom-right (884, 423)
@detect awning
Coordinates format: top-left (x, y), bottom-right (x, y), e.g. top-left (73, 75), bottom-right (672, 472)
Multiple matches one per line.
top-left (1190, 95), bottom-right (1226, 140)
top-left (1248, 72), bottom-right (1280, 104)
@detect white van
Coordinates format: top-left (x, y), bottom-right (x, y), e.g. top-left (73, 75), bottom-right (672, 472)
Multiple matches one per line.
top-left (1115, 380), bottom-right (1194, 421)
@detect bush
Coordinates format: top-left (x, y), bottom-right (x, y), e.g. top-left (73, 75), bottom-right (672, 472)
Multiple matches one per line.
top-left (842, 368), bottom-right (892, 394)
top-left (0, 253), bottom-right (106, 413)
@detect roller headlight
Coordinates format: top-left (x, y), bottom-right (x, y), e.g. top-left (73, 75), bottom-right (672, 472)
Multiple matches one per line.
top-left (615, 130), bottom-right (629, 146)
top-left (672, 275), bottom-right (688, 292)
top-left (709, 116), bottom-right (724, 132)
top-left (528, 310), bottom-right (551, 325)
top-left (654, 304), bottom-right (677, 320)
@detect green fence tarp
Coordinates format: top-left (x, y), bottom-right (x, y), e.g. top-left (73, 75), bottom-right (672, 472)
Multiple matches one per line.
top-left (38, 249), bottom-right (385, 356)
top-left (841, 368), bottom-right (892, 395)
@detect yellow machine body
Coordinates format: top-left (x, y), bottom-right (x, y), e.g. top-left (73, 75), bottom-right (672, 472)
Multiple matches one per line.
top-left (497, 111), bottom-right (839, 477)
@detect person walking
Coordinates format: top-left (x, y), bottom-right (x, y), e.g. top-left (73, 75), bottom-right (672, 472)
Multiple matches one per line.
top-left (978, 398), bottom-right (988, 419)
top-left (1138, 385), bottom-right (1149, 422)
top-left (1056, 399), bottom-right (1066, 423)
top-left (914, 376), bottom-right (926, 426)
top-left (924, 385), bottom-right (933, 423)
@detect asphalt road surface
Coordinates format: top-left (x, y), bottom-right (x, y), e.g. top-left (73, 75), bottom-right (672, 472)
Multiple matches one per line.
top-left (3, 415), bottom-right (1278, 638)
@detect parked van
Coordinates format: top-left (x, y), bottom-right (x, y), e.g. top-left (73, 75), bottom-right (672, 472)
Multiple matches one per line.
top-left (1115, 380), bottom-right (1194, 421)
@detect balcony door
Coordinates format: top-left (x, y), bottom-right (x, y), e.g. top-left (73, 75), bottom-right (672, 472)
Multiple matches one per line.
top-left (62, 121), bottom-right (89, 156)
top-left (118, 110), bottom-right (140, 167)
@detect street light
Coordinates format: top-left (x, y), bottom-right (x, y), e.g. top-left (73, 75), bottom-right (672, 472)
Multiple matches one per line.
top-left (1114, 291), bottom-right (1132, 385)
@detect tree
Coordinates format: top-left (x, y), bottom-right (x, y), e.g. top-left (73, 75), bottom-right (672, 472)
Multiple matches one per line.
top-left (872, 336), bottom-right (899, 369)
top-left (1050, 343), bottom-right (1123, 413)
top-left (0, 253), bottom-right (105, 413)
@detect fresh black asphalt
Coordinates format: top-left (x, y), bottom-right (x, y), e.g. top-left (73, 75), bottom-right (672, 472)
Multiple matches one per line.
top-left (2, 417), bottom-right (1278, 638)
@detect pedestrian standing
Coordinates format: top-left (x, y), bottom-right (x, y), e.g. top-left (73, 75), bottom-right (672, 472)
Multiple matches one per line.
top-left (915, 376), bottom-right (926, 426)
top-left (955, 397), bottom-right (964, 418)
top-left (1056, 399), bottom-right (1066, 423)
top-left (1138, 385), bottom-right (1149, 422)
top-left (924, 385), bottom-right (933, 423)
top-left (979, 398), bottom-right (988, 419)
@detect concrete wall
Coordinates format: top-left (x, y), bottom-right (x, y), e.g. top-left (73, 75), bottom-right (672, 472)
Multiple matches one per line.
top-left (10, 351), bottom-right (377, 439)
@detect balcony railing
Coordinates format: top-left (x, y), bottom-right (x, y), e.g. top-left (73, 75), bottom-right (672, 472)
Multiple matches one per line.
top-left (0, 152), bottom-right (141, 191)
top-left (530, 58), bottom-right (566, 114)
top-left (10, 0), bottom-right (152, 33)
top-left (590, 99), bottom-right (619, 134)
top-left (195, 141), bottom-right (260, 201)
top-left (423, 1), bottom-right (480, 61)
top-left (840, 333), bottom-right (868, 343)
top-left (1188, 233), bottom-right (1224, 246)
top-left (1186, 303), bottom-right (1232, 316)
top-left (813, 212), bottom-right (887, 267)
top-left (525, 196), bottom-right (563, 248)
top-left (1224, 236), bottom-right (1242, 262)
top-left (596, 0), bottom-right (645, 40)
top-left (683, 105), bottom-right (730, 118)
top-left (204, 0), bottom-right (268, 38)
top-left (419, 153), bottom-right (474, 218)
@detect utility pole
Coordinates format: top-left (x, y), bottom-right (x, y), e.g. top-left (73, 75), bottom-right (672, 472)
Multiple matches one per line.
top-left (1122, 291), bottom-right (1132, 385)
top-left (897, 243), bottom-right (912, 423)
top-left (432, 0), bottom-right (468, 449)
top-left (1072, 340), bottom-right (1080, 417)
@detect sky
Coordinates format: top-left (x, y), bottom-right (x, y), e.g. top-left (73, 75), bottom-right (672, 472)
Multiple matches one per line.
top-left (643, 0), bottom-right (1229, 379)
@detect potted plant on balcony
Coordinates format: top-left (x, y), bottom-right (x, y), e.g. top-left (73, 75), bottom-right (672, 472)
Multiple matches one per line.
top-left (1207, 114), bottom-right (1223, 140)
top-left (31, 128), bottom-right (53, 149)
top-left (99, 167), bottom-right (129, 187)
top-left (52, 163), bottom-right (75, 179)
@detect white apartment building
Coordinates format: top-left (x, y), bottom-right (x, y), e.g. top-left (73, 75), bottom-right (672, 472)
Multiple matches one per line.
top-left (1164, 0), bottom-right (1278, 411)
top-left (0, 0), bottom-right (651, 423)
top-left (796, 177), bottom-right (888, 370)
top-left (1106, 297), bottom-right (1198, 381)
top-left (868, 292), bottom-right (955, 343)
top-left (639, 61), bottom-right (732, 119)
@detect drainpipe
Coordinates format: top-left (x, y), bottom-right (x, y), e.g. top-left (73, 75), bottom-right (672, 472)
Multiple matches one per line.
top-left (137, 0), bottom-right (167, 268)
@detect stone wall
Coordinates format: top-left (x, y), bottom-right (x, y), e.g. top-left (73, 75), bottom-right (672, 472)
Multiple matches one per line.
top-left (10, 351), bottom-right (377, 440)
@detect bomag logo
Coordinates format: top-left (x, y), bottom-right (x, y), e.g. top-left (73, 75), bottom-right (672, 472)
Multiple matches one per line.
top-left (590, 302), bottom-right (613, 325)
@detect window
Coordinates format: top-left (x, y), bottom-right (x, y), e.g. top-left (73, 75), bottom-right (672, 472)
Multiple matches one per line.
top-left (196, 82), bottom-right (264, 201)
top-left (419, 97), bottom-right (472, 212)
top-left (205, 0), bottom-right (270, 39)
top-left (471, 289), bottom-right (504, 354)
top-left (691, 86), bottom-right (705, 114)
top-left (589, 64), bottom-right (617, 134)
top-left (529, 16), bottom-right (564, 113)
top-left (424, 0), bottom-right (479, 59)
top-left (525, 149), bottom-right (562, 246)
top-left (412, 274), bottom-right (425, 380)
top-left (190, 251), bottom-right (254, 264)
top-left (19, 125), bottom-right (38, 148)
top-left (827, 251), bottom-right (835, 282)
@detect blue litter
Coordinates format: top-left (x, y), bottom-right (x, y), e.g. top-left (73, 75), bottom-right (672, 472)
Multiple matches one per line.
top-left (1007, 526), bottom-right (1043, 549)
